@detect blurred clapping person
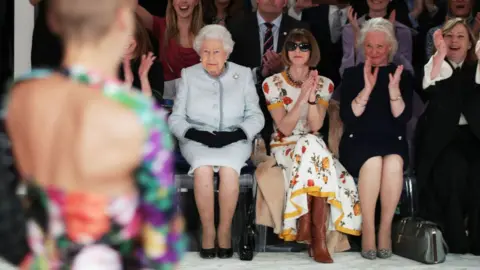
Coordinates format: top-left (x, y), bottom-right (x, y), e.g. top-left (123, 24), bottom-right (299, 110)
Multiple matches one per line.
top-left (340, 0), bottom-right (414, 75)
top-left (136, 0), bottom-right (204, 100)
top-left (339, 18), bottom-right (413, 260)
top-left (261, 29), bottom-right (361, 263)
top-left (202, 0), bottom-right (245, 25)
top-left (120, 14), bottom-right (164, 104)
top-left (425, 0), bottom-right (479, 59)
top-left (6, 0), bottom-right (185, 268)
top-left (168, 25), bottom-right (264, 259)
top-left (416, 18), bottom-right (480, 255)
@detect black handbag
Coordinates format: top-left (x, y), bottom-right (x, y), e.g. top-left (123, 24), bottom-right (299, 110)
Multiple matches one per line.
top-left (238, 199), bottom-right (256, 261)
top-left (391, 172), bottom-right (449, 264)
top-left (392, 217), bottom-right (448, 264)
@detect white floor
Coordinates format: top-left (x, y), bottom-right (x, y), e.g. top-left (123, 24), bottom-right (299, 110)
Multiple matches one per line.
top-left (2, 252), bottom-right (479, 269)
top-left (179, 252), bottom-right (480, 270)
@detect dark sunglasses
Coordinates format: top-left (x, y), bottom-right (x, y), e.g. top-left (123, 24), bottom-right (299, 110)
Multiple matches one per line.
top-left (285, 42), bottom-right (312, 52)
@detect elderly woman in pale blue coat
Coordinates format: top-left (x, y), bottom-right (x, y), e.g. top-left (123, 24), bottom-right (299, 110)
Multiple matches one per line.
top-left (168, 24), bottom-right (264, 259)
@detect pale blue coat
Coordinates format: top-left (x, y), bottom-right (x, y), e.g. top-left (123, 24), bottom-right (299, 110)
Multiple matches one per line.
top-left (168, 62), bottom-right (265, 175)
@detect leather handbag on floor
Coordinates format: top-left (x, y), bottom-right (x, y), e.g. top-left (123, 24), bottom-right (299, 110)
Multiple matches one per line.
top-left (392, 217), bottom-right (448, 264)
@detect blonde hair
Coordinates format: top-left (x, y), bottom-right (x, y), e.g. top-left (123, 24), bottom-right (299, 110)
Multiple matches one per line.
top-left (357, 18), bottom-right (398, 62)
top-left (440, 18), bottom-right (477, 62)
top-left (49, 0), bottom-right (134, 43)
top-left (163, 0), bottom-right (204, 56)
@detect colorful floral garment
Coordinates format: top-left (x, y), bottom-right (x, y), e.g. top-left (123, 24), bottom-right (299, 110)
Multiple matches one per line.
top-left (5, 66), bottom-right (186, 269)
top-left (262, 72), bottom-right (362, 241)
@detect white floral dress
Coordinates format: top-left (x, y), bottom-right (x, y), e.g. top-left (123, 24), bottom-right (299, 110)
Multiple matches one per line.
top-left (262, 72), bottom-right (362, 241)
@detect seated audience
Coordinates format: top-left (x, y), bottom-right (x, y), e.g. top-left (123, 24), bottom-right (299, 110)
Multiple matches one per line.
top-left (262, 28), bottom-right (361, 263)
top-left (416, 18), bottom-right (480, 255)
top-left (168, 25), bottom-right (264, 259)
top-left (136, 0), bottom-right (204, 100)
top-left (340, 0), bottom-right (414, 76)
top-left (202, 0), bottom-right (245, 25)
top-left (7, 0), bottom-right (185, 268)
top-left (227, 0), bottom-right (308, 153)
top-left (339, 18), bottom-right (413, 260)
top-left (425, 0), bottom-right (479, 59)
top-left (119, 14), bottom-right (164, 104)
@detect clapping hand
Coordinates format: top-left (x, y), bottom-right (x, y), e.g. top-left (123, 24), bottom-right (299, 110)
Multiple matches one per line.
top-left (388, 9), bottom-right (396, 24)
top-left (347, 7), bottom-right (360, 36)
top-left (433, 29), bottom-right (447, 58)
top-left (263, 50), bottom-right (283, 74)
top-left (472, 12), bottom-right (480, 36)
top-left (476, 39), bottom-right (480, 60)
top-left (299, 71), bottom-right (318, 104)
top-left (294, 0), bottom-right (318, 12)
top-left (363, 58), bottom-right (379, 94)
top-left (138, 52), bottom-right (156, 80)
top-left (388, 65), bottom-right (404, 96)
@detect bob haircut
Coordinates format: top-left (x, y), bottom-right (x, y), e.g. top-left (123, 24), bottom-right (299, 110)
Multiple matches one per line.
top-left (281, 28), bottom-right (320, 68)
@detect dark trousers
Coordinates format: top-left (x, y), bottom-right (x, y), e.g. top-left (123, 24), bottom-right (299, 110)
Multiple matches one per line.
top-left (423, 125), bottom-right (480, 254)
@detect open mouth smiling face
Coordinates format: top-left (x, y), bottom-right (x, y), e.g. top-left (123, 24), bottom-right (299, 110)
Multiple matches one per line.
top-left (173, 0), bottom-right (197, 17)
top-left (450, 0), bottom-right (472, 17)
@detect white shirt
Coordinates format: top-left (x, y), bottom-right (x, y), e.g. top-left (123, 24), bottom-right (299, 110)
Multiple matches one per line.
top-left (423, 53), bottom-right (480, 125)
top-left (328, 5), bottom-right (349, 38)
top-left (257, 11), bottom-right (283, 55)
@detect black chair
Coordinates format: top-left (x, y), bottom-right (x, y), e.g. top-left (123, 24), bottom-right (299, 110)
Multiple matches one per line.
top-left (174, 139), bottom-right (266, 252)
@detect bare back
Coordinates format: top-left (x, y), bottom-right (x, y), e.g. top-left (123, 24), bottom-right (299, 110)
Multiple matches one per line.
top-left (6, 75), bottom-right (145, 196)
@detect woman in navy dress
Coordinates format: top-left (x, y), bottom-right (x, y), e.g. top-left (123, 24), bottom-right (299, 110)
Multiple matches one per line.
top-left (339, 18), bottom-right (413, 260)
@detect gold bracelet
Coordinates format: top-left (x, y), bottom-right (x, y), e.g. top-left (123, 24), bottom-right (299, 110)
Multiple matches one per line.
top-left (390, 95), bottom-right (402, 101)
top-left (354, 98), bottom-right (367, 107)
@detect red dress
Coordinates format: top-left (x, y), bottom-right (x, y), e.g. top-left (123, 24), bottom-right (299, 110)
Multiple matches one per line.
top-left (152, 16), bottom-right (199, 81)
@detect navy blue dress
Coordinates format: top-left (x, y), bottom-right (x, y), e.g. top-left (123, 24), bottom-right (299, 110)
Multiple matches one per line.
top-left (339, 63), bottom-right (413, 177)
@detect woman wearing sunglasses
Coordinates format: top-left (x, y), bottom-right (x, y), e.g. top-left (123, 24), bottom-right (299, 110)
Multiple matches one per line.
top-left (261, 28), bottom-right (362, 264)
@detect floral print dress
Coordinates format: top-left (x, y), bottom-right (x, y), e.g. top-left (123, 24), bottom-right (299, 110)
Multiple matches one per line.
top-left (262, 72), bottom-right (362, 241)
top-left (5, 66), bottom-right (186, 269)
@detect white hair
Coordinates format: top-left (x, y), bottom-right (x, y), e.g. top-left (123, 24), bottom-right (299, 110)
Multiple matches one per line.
top-left (193, 24), bottom-right (235, 56)
top-left (357, 17), bottom-right (398, 62)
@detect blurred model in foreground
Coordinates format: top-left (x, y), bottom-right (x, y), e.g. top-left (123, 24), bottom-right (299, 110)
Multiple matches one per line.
top-left (6, 0), bottom-right (185, 268)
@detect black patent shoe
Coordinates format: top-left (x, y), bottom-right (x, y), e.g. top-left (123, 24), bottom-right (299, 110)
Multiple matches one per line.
top-left (199, 248), bottom-right (216, 259)
top-left (217, 247), bottom-right (234, 258)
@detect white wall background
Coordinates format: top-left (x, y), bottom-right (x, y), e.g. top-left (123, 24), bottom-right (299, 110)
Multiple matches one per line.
top-left (14, 0), bottom-right (35, 77)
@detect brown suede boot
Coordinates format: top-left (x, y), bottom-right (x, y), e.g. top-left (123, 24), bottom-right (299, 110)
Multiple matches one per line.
top-left (296, 195), bottom-right (313, 243)
top-left (310, 197), bottom-right (333, 263)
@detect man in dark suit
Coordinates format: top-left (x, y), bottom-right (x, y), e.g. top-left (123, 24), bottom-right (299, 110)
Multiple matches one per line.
top-left (227, 0), bottom-right (308, 153)
top-left (288, 0), bottom-right (349, 87)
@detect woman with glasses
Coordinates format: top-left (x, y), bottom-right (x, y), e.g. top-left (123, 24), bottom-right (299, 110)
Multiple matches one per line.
top-left (261, 28), bottom-right (362, 264)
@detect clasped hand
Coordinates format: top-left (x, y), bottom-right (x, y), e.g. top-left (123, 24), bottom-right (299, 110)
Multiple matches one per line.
top-left (363, 58), bottom-right (403, 97)
top-left (186, 129), bottom-right (246, 148)
top-left (298, 70), bottom-right (319, 104)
